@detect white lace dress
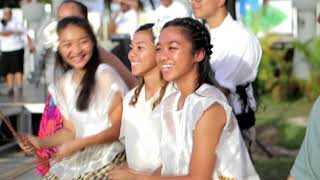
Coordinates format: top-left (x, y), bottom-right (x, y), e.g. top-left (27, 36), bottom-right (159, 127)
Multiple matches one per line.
top-left (120, 83), bottom-right (175, 174)
top-left (47, 64), bottom-right (128, 179)
top-left (158, 84), bottom-right (260, 180)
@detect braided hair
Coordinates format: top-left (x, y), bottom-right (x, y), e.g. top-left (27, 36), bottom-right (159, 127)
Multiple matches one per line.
top-left (162, 17), bottom-right (217, 91)
top-left (129, 23), bottom-right (168, 109)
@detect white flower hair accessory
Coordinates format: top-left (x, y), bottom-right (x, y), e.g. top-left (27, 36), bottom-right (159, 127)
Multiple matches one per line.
top-left (152, 15), bottom-right (174, 44)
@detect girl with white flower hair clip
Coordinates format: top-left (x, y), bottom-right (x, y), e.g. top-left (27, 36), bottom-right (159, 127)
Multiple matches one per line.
top-left (109, 23), bottom-right (175, 178)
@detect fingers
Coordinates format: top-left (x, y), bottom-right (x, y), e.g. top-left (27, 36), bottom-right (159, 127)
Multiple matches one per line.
top-left (17, 141), bottom-right (36, 154)
top-left (52, 152), bottom-right (64, 162)
top-left (17, 135), bottom-right (37, 154)
top-left (107, 169), bottom-right (123, 180)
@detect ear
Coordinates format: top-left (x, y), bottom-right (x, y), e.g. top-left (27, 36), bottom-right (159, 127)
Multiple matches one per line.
top-left (218, 0), bottom-right (226, 7)
top-left (194, 48), bottom-right (205, 63)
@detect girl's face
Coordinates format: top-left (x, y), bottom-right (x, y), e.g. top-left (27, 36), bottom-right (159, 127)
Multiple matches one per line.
top-left (128, 30), bottom-right (157, 76)
top-left (156, 26), bottom-right (196, 82)
top-left (58, 25), bottom-right (93, 71)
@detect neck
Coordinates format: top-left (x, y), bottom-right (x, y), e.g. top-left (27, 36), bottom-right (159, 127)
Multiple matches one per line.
top-left (143, 67), bottom-right (164, 99)
top-left (175, 66), bottom-right (198, 98)
top-left (73, 69), bottom-right (86, 85)
top-left (206, 8), bottom-right (228, 28)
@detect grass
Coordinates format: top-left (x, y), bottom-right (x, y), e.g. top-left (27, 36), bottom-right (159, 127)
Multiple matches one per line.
top-left (255, 157), bottom-right (295, 180)
top-left (255, 95), bottom-right (312, 149)
top-left (253, 95), bottom-right (315, 179)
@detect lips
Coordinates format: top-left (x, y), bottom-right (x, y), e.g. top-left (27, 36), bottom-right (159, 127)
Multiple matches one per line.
top-left (71, 54), bottom-right (86, 63)
top-left (131, 61), bottom-right (141, 66)
top-left (160, 64), bottom-right (174, 73)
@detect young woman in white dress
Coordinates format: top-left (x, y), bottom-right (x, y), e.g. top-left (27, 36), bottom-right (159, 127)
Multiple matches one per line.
top-left (20, 17), bottom-right (128, 179)
top-left (109, 17), bottom-right (259, 180)
top-left (117, 23), bottom-right (174, 175)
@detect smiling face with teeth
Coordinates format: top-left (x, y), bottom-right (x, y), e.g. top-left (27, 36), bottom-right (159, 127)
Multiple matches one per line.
top-left (128, 30), bottom-right (158, 76)
top-left (156, 26), bottom-right (200, 85)
top-left (58, 24), bottom-right (94, 71)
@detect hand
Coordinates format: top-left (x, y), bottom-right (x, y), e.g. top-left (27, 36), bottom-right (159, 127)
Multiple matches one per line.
top-left (108, 169), bottom-right (137, 180)
top-left (53, 140), bottom-right (81, 161)
top-left (29, 46), bottom-right (36, 53)
top-left (17, 135), bottom-right (36, 154)
top-left (27, 135), bottom-right (42, 149)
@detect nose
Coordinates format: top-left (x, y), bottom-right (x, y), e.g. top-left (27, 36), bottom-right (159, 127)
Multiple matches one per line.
top-left (128, 49), bottom-right (137, 62)
top-left (70, 43), bottom-right (82, 56)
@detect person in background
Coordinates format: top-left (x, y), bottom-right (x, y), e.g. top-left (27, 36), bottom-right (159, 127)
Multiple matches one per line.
top-left (0, 7), bottom-right (34, 96)
top-left (153, 0), bottom-right (190, 23)
top-left (108, 0), bottom-right (139, 36)
top-left (191, 0), bottom-right (262, 146)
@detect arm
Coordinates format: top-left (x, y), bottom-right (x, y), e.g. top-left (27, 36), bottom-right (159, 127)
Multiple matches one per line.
top-left (21, 118), bottom-right (74, 153)
top-left (78, 92), bottom-right (123, 147)
top-left (0, 31), bottom-right (17, 36)
top-left (55, 92), bottom-right (123, 159)
top-left (215, 38), bottom-right (261, 92)
top-left (38, 119), bottom-right (75, 148)
top-left (27, 35), bottom-right (35, 53)
top-left (109, 103), bottom-right (226, 180)
top-left (99, 47), bottom-right (137, 89)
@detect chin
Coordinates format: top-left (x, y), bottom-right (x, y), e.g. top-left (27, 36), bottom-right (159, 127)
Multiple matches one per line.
top-left (131, 68), bottom-right (140, 76)
top-left (163, 75), bottom-right (174, 82)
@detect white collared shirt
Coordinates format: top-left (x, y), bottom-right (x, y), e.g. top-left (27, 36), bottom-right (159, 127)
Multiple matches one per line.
top-left (115, 9), bottom-right (139, 35)
top-left (0, 19), bottom-right (26, 52)
top-left (153, 1), bottom-right (190, 22)
top-left (209, 14), bottom-right (261, 92)
top-left (209, 14), bottom-right (262, 114)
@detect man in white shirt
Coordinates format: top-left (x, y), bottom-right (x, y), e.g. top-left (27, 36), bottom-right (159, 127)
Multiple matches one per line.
top-left (154, 0), bottom-right (190, 22)
top-left (191, 0), bottom-right (262, 130)
top-left (0, 7), bottom-right (34, 96)
top-left (109, 1), bottom-right (139, 36)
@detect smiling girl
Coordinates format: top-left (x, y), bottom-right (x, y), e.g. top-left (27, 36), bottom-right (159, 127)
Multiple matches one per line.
top-left (20, 17), bottom-right (128, 179)
top-left (109, 17), bottom-right (259, 180)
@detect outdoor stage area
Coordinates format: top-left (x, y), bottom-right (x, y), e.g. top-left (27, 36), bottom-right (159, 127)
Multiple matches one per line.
top-left (0, 82), bottom-right (46, 179)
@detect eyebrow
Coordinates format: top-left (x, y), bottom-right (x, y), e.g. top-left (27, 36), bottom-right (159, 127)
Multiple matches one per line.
top-left (134, 41), bottom-right (147, 45)
top-left (60, 35), bottom-right (89, 42)
top-left (156, 40), bottom-right (180, 46)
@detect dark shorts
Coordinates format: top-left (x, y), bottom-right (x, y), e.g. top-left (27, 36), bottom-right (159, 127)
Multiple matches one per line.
top-left (0, 48), bottom-right (24, 76)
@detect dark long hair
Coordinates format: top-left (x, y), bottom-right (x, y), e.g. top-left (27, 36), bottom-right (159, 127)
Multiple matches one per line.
top-left (129, 23), bottom-right (168, 109)
top-left (56, 16), bottom-right (100, 111)
top-left (162, 17), bottom-right (217, 91)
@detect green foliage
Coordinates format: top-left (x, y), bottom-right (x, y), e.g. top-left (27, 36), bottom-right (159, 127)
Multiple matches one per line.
top-left (277, 125), bottom-right (306, 149)
top-left (38, 0), bottom-right (52, 3)
top-left (257, 34), bottom-right (299, 100)
top-left (293, 39), bottom-right (320, 100)
top-left (255, 158), bottom-right (294, 180)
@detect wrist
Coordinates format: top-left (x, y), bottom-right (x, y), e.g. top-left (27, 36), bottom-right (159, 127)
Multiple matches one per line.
top-left (38, 137), bottom-right (47, 148)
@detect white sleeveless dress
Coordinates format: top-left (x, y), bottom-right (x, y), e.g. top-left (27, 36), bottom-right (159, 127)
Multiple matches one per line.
top-left (158, 84), bottom-right (260, 180)
top-left (120, 83), bottom-right (175, 174)
top-left (47, 64), bottom-right (128, 179)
